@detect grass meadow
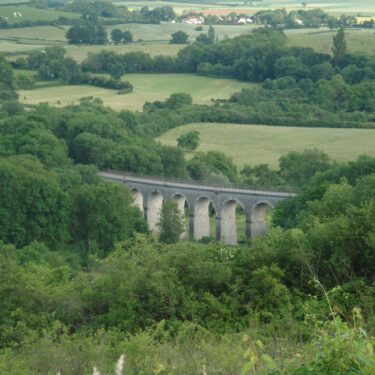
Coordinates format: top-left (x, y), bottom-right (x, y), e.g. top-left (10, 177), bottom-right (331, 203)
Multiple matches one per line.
top-left (18, 74), bottom-right (252, 111)
top-left (0, 25), bottom-right (67, 43)
top-left (65, 43), bottom-right (184, 62)
top-left (0, 6), bottom-right (78, 24)
top-left (114, 0), bottom-right (375, 16)
top-left (286, 28), bottom-right (375, 55)
top-left (157, 123), bottom-right (375, 168)
top-left (1, 22), bottom-right (374, 58)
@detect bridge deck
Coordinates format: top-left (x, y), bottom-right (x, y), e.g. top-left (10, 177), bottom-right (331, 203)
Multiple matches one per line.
top-left (99, 170), bottom-right (297, 198)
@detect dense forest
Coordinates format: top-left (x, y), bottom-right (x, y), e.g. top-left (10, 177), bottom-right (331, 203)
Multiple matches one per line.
top-left (1, 26), bottom-right (375, 374)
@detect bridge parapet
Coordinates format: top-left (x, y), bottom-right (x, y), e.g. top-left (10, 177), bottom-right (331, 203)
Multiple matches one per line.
top-left (100, 170), bottom-right (297, 245)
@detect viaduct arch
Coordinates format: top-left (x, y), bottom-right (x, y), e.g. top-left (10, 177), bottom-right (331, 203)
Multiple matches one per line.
top-left (100, 171), bottom-right (296, 245)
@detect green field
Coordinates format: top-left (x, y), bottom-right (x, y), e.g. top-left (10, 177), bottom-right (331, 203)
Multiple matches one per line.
top-left (19, 74), bottom-right (252, 111)
top-left (114, 0), bottom-right (375, 16)
top-left (65, 43), bottom-right (183, 62)
top-left (157, 123), bottom-right (375, 167)
top-left (254, 0), bottom-right (375, 15)
top-left (0, 6), bottom-right (78, 24)
top-left (1, 20), bottom-right (374, 58)
top-left (287, 28), bottom-right (375, 55)
top-left (0, 25), bottom-right (67, 44)
top-left (107, 23), bottom-right (259, 43)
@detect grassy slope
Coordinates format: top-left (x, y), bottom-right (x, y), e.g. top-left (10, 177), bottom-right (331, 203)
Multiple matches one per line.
top-left (157, 123), bottom-right (375, 168)
top-left (19, 74), bottom-right (253, 111)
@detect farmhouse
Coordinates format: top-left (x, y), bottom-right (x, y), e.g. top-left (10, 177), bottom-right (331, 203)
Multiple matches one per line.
top-left (182, 16), bottom-right (204, 25)
top-left (238, 17), bottom-right (254, 24)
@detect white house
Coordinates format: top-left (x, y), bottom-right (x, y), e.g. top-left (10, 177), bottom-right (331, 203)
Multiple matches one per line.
top-left (182, 16), bottom-right (204, 25)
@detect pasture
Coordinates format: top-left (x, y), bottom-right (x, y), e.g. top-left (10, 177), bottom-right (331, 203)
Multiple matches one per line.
top-left (0, 25), bottom-right (67, 44)
top-left (18, 74), bottom-right (252, 111)
top-left (0, 6), bottom-right (78, 24)
top-left (1, 21), bottom-right (374, 58)
top-left (114, 0), bottom-right (375, 16)
top-left (106, 23), bottom-right (258, 43)
top-left (286, 28), bottom-right (375, 55)
top-left (157, 123), bottom-right (375, 168)
top-left (65, 44), bottom-right (184, 62)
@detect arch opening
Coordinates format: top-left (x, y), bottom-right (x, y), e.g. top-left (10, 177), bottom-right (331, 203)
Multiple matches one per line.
top-left (147, 191), bottom-right (163, 233)
top-left (250, 201), bottom-right (273, 238)
top-left (131, 188), bottom-right (144, 214)
top-left (221, 199), bottom-right (245, 245)
top-left (172, 193), bottom-right (190, 239)
top-left (194, 197), bottom-right (216, 241)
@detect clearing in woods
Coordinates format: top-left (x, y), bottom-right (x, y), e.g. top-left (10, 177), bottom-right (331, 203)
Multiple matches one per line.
top-left (18, 74), bottom-right (253, 111)
top-left (157, 123), bottom-right (375, 168)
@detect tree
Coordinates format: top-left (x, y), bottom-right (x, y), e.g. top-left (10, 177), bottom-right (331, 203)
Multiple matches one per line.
top-left (187, 151), bottom-right (238, 183)
top-left (0, 157), bottom-right (70, 247)
top-left (71, 182), bottom-right (146, 255)
top-left (196, 25), bottom-right (216, 45)
top-left (332, 27), bottom-right (347, 67)
top-left (279, 149), bottom-right (332, 187)
top-left (170, 31), bottom-right (189, 44)
top-left (109, 63), bottom-right (124, 80)
top-left (164, 93), bottom-right (192, 109)
top-left (122, 30), bottom-right (133, 43)
top-left (177, 131), bottom-right (200, 151)
top-left (158, 199), bottom-right (184, 244)
top-left (66, 22), bottom-right (107, 45)
top-left (111, 28), bottom-right (123, 43)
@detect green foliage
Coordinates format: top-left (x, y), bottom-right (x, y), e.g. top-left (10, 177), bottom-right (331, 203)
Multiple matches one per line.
top-left (165, 92), bottom-right (192, 109)
top-left (289, 314), bottom-right (375, 374)
top-left (187, 150), bottom-right (238, 183)
top-left (111, 28), bottom-right (133, 44)
top-left (158, 199), bottom-right (184, 244)
top-left (70, 182), bottom-right (146, 255)
top-left (0, 157), bottom-right (70, 247)
top-left (332, 27), bottom-right (347, 67)
top-left (279, 149), bottom-right (332, 186)
top-left (66, 21), bottom-right (107, 45)
top-left (177, 130), bottom-right (200, 151)
top-left (170, 30), bottom-right (189, 44)
top-left (0, 55), bottom-right (17, 102)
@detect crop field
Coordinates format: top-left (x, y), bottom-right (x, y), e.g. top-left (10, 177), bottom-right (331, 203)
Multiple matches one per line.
top-left (18, 74), bottom-right (252, 111)
top-left (0, 6), bottom-right (78, 24)
top-left (157, 123), bottom-right (375, 168)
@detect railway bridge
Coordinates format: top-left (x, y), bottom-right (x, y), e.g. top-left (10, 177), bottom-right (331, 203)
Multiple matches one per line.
top-left (100, 171), bottom-right (296, 245)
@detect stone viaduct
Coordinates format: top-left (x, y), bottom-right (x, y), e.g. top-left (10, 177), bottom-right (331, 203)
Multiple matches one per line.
top-left (100, 171), bottom-right (296, 245)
